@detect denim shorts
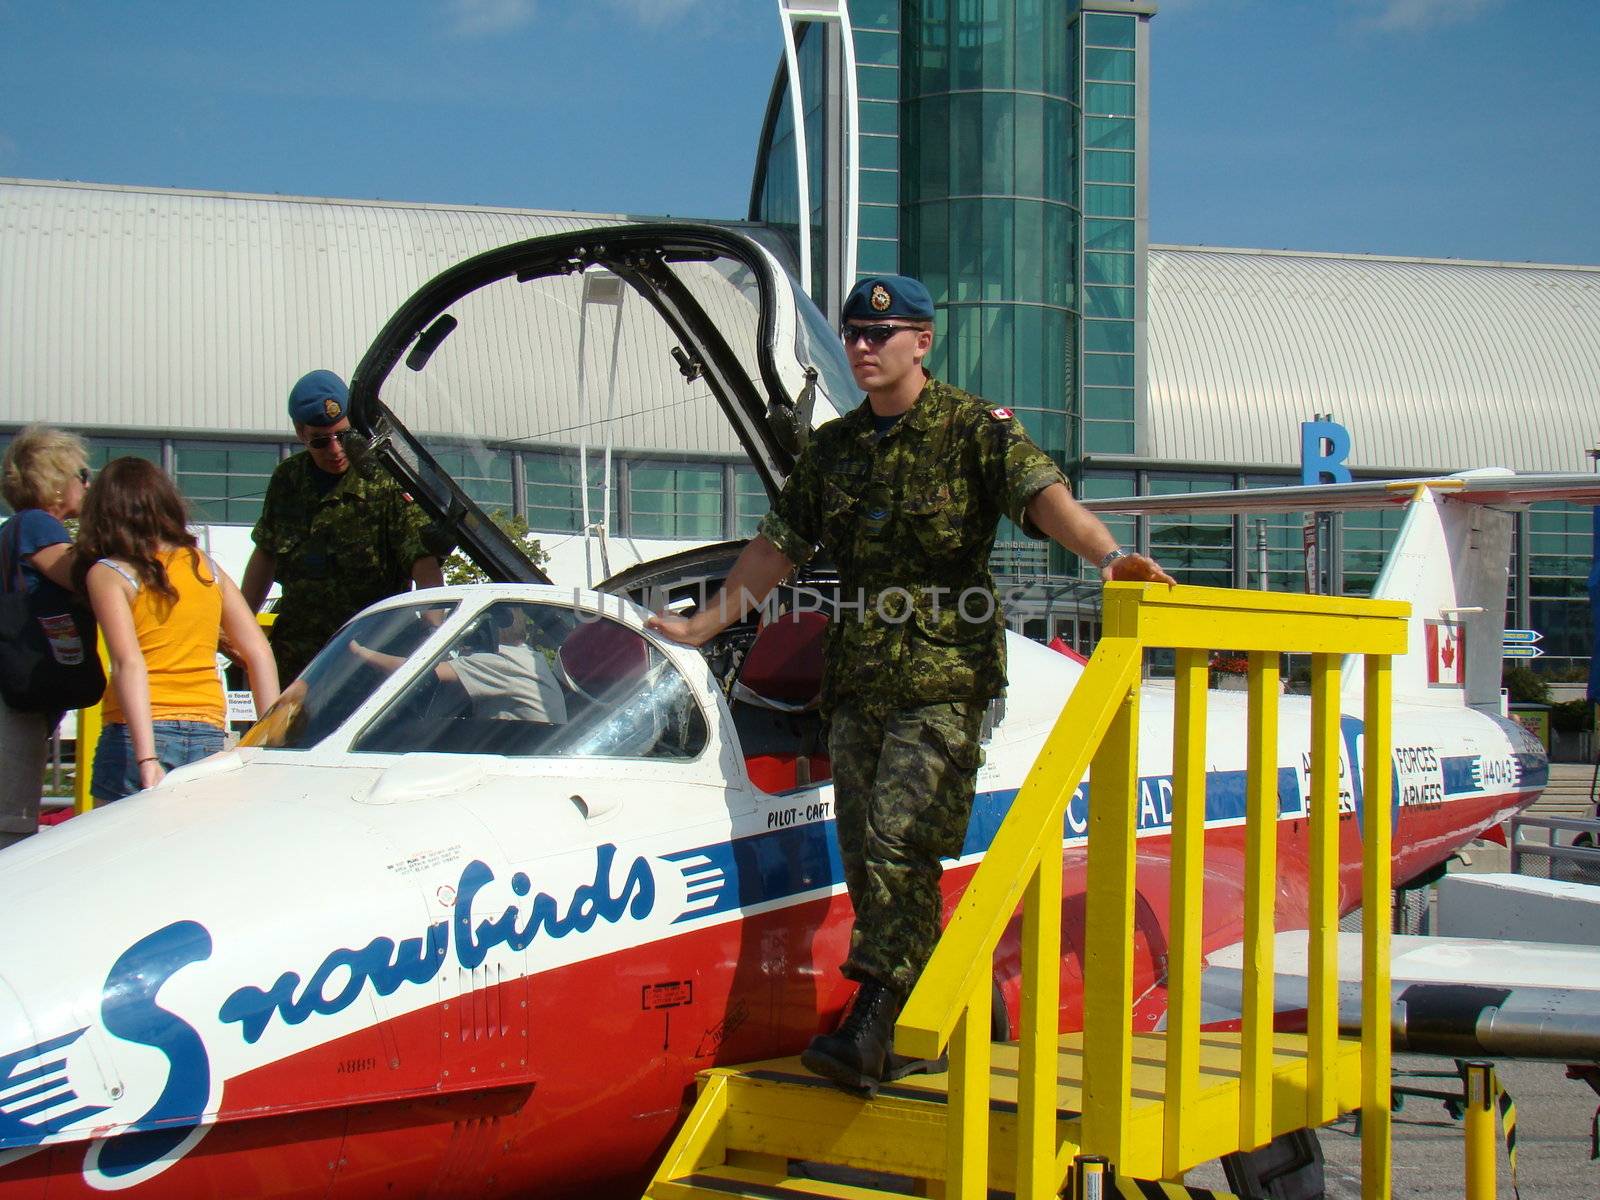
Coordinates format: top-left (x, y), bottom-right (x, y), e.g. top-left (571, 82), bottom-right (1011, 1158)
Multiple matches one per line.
top-left (91, 720), bottom-right (226, 802)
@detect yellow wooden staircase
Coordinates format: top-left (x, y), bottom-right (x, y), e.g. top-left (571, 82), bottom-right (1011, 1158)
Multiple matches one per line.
top-left (647, 582), bottom-right (1410, 1200)
top-left (653, 1032), bottom-right (1365, 1199)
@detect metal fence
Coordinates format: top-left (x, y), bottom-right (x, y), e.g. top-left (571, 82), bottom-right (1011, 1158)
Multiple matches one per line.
top-left (1508, 813), bottom-right (1600, 884)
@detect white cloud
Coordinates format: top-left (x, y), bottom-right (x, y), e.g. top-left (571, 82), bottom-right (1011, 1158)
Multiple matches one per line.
top-left (1352, 0), bottom-right (1501, 32)
top-left (448, 0), bottom-right (537, 38)
top-left (605, 0), bottom-right (710, 28)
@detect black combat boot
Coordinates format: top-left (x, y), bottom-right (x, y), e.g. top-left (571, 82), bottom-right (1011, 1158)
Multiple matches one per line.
top-left (882, 1045), bottom-right (949, 1083)
top-left (801, 980), bottom-right (900, 1096)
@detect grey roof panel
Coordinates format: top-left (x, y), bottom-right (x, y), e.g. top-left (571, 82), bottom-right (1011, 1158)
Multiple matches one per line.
top-left (1145, 246), bottom-right (1600, 474)
top-left (6, 181), bottom-right (1599, 477)
top-left (0, 178), bottom-right (628, 439)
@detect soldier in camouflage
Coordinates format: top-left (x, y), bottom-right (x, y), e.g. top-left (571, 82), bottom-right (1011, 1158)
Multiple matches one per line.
top-left (648, 275), bottom-right (1173, 1095)
top-left (241, 371), bottom-right (444, 684)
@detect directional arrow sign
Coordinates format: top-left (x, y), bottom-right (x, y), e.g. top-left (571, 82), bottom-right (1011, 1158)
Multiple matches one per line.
top-left (1502, 644), bottom-right (1545, 659)
top-left (1503, 629), bottom-right (1543, 644)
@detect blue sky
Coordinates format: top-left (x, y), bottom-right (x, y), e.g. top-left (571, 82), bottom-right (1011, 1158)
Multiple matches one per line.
top-left (2, 0), bottom-right (1596, 264)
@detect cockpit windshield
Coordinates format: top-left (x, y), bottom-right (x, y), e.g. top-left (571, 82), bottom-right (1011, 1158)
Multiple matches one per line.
top-left (788, 271), bottom-right (860, 421)
top-left (243, 602), bottom-right (457, 751)
top-left (243, 598), bottom-right (707, 762)
top-left (374, 257), bottom-right (772, 575)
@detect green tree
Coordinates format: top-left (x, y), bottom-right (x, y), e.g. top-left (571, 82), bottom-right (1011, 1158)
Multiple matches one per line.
top-left (443, 510), bottom-right (549, 585)
top-left (1501, 665), bottom-right (1551, 705)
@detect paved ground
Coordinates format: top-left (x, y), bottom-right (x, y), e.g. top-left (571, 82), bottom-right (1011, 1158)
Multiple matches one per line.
top-left (1180, 1054), bottom-right (1599, 1198)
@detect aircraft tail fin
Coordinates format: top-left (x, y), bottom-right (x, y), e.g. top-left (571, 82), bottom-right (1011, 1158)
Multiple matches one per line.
top-left (1360, 482), bottom-right (1510, 713)
top-left (1084, 470), bottom-right (1600, 715)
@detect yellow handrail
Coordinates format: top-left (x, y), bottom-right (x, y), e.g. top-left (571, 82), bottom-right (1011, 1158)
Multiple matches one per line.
top-left (895, 581), bottom-right (1408, 1200)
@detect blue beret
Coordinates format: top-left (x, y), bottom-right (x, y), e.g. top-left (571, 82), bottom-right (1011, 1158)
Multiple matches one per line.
top-left (841, 274), bottom-right (935, 322)
top-left (287, 370), bottom-right (349, 427)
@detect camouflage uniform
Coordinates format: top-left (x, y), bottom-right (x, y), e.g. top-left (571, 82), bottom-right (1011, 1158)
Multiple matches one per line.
top-left (252, 453), bottom-right (434, 683)
top-left (758, 376), bottom-right (1064, 995)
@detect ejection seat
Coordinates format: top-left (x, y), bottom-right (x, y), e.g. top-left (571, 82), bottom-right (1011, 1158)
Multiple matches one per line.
top-left (558, 617), bottom-right (650, 703)
top-left (729, 610), bottom-right (831, 794)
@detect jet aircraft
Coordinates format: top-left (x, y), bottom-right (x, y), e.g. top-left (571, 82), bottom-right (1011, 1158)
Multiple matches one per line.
top-left (0, 225), bottom-right (1596, 1199)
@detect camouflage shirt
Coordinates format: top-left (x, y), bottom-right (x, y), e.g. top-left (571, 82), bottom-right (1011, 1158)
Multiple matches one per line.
top-left (252, 453), bottom-right (433, 681)
top-left (758, 376), bottom-right (1064, 712)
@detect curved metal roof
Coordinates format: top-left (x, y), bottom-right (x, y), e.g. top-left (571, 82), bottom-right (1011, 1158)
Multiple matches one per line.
top-left (0, 178), bottom-right (630, 439)
top-left (5, 181), bottom-right (1598, 475)
top-left (1146, 246), bottom-right (1600, 473)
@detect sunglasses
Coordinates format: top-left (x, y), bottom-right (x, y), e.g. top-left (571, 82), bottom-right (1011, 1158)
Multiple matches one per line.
top-left (77, 467), bottom-right (92, 486)
top-left (307, 429), bottom-right (362, 451)
top-left (840, 322), bottom-right (921, 347)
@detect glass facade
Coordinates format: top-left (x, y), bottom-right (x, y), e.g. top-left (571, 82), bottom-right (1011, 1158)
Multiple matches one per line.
top-left (175, 442), bottom-right (279, 526)
top-left (734, 465), bottom-right (770, 538)
top-left (1077, 8), bottom-right (1138, 458)
top-left (1241, 475), bottom-right (1313, 594)
top-left (1524, 502), bottom-right (1593, 678)
top-left (429, 446), bottom-right (515, 515)
top-left (854, 1), bottom-right (904, 277)
top-left (1144, 472), bottom-right (1232, 587)
top-left (1340, 508), bottom-right (1405, 598)
top-left (899, 0), bottom-right (1083, 571)
top-left (525, 451), bottom-right (618, 535)
top-left (629, 463), bottom-right (725, 539)
top-left (85, 438), bottom-right (164, 472)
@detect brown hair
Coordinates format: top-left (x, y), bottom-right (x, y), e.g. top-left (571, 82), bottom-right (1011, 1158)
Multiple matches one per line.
top-left (1, 426), bottom-right (88, 511)
top-left (73, 457), bottom-right (209, 606)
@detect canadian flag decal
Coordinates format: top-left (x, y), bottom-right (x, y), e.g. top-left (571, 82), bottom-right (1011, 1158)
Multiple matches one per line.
top-left (1425, 619), bottom-right (1465, 687)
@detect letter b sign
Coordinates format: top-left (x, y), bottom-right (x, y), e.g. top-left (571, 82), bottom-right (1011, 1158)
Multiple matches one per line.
top-left (1301, 419), bottom-right (1352, 485)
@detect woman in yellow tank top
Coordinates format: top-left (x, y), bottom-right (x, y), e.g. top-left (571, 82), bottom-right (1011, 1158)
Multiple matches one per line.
top-left (74, 458), bottom-right (279, 801)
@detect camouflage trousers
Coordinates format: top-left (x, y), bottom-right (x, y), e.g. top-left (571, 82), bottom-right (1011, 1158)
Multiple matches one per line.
top-left (828, 699), bottom-right (985, 998)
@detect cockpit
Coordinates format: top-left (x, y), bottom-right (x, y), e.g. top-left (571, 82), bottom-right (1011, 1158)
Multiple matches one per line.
top-left (241, 225), bottom-right (867, 791)
top-left (243, 594), bottom-right (707, 762)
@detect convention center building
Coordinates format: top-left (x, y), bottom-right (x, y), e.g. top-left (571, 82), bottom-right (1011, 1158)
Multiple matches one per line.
top-left (2, 0), bottom-right (1597, 676)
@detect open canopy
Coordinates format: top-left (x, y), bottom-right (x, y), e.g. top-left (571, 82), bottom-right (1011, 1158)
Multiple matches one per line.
top-left (345, 224), bottom-right (859, 587)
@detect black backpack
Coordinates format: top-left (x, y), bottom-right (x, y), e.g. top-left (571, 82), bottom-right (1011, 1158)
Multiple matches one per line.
top-left (0, 521), bottom-right (106, 715)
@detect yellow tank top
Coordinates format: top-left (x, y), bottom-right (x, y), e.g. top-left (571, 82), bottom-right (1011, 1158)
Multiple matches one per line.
top-left (100, 548), bottom-right (225, 728)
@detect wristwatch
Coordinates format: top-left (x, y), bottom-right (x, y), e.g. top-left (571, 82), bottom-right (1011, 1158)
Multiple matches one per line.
top-left (1098, 547), bottom-right (1129, 571)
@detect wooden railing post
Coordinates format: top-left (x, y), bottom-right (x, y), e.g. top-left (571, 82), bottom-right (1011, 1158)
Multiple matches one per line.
top-left (1081, 680), bottom-right (1140, 1162)
top-left (1306, 653), bottom-right (1342, 1127)
top-left (1017, 840), bottom-right (1063, 1200)
top-left (946, 981), bottom-right (991, 1200)
top-left (1239, 650), bottom-right (1281, 1150)
top-left (1361, 654), bottom-right (1394, 1200)
top-left (1162, 646), bottom-right (1209, 1177)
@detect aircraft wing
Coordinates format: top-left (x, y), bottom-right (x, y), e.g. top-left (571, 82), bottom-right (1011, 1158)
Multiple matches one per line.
top-left (1082, 472), bottom-right (1600, 517)
top-left (1201, 930), bottom-right (1600, 1062)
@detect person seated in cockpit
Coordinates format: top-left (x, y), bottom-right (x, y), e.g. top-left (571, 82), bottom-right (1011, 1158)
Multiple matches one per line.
top-left (349, 604), bottom-right (568, 724)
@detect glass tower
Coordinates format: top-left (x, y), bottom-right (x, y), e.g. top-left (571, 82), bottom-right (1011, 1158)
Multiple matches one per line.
top-left (751, 1), bottom-right (1155, 580)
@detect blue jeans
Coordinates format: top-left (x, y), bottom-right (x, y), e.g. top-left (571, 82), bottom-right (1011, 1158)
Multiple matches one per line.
top-left (92, 720), bottom-right (225, 802)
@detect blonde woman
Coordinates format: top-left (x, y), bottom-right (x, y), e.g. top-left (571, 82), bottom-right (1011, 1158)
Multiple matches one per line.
top-left (0, 426), bottom-right (91, 847)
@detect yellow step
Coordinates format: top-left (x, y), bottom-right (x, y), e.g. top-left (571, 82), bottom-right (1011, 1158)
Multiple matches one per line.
top-left (653, 1161), bottom-right (914, 1200)
top-left (647, 1031), bottom-right (1364, 1200)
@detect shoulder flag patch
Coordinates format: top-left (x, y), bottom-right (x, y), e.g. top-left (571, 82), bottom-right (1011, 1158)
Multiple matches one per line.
top-left (989, 407), bottom-right (1013, 421)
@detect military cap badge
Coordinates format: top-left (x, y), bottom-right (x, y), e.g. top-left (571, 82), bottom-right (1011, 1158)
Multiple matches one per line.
top-left (870, 283), bottom-right (892, 312)
top-left (324, 397), bottom-right (343, 420)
